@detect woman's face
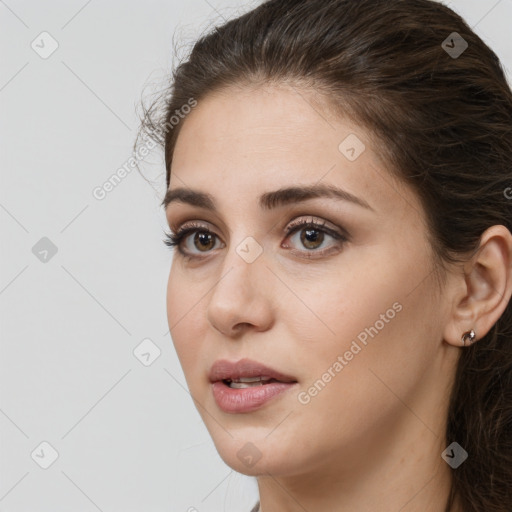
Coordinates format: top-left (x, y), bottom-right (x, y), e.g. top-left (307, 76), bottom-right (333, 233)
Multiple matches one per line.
top-left (165, 83), bottom-right (458, 479)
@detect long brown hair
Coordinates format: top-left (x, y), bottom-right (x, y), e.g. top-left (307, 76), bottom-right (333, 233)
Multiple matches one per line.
top-left (136, 1), bottom-right (512, 509)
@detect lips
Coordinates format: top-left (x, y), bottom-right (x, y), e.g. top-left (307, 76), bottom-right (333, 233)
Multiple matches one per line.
top-left (209, 358), bottom-right (299, 413)
top-left (208, 358), bottom-right (298, 384)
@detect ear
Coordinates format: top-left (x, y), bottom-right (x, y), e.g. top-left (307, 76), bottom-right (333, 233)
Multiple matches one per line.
top-left (443, 225), bottom-right (512, 348)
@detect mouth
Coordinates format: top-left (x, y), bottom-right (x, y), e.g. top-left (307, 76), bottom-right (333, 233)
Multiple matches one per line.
top-left (208, 358), bottom-right (298, 413)
top-left (222, 376), bottom-right (288, 388)
top-left (208, 358), bottom-right (298, 385)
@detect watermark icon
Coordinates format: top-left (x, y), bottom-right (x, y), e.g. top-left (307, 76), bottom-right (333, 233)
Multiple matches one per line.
top-left (92, 97), bottom-right (197, 201)
top-left (441, 32), bottom-right (468, 59)
top-left (338, 133), bottom-right (366, 161)
top-left (504, 187), bottom-right (512, 200)
top-left (31, 31), bottom-right (59, 59)
top-left (236, 236), bottom-right (264, 263)
top-left (442, 442), bottom-right (468, 469)
top-left (133, 338), bottom-right (161, 366)
top-left (237, 441), bottom-right (262, 468)
top-left (32, 237), bottom-right (58, 263)
top-left (297, 301), bottom-right (403, 405)
top-left (31, 441), bottom-right (59, 469)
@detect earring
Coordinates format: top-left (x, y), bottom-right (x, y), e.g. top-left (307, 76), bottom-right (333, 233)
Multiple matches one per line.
top-left (461, 329), bottom-right (476, 347)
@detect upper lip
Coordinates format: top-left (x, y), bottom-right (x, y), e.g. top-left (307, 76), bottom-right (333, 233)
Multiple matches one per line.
top-left (208, 358), bottom-right (298, 383)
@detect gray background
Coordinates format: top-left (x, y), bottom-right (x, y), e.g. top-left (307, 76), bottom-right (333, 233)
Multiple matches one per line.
top-left (1, 1), bottom-right (510, 511)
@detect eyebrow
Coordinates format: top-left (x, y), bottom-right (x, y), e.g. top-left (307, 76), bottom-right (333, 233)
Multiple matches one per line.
top-left (162, 183), bottom-right (374, 212)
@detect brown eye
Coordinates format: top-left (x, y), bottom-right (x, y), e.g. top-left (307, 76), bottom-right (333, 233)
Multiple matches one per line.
top-left (163, 224), bottom-right (223, 257)
top-left (299, 227), bottom-right (326, 250)
top-left (164, 218), bottom-right (348, 261)
top-left (283, 218), bottom-right (348, 259)
top-left (192, 231), bottom-right (216, 252)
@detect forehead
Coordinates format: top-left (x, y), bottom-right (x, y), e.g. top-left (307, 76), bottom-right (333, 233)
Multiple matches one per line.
top-left (169, 83), bottom-right (418, 219)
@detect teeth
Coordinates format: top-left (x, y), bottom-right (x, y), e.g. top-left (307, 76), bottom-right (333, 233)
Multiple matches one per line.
top-left (227, 376), bottom-right (273, 388)
top-left (234, 376), bottom-right (271, 383)
top-left (230, 381), bottom-right (264, 388)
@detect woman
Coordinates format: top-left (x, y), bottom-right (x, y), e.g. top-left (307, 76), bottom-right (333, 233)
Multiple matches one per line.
top-left (136, 0), bottom-right (512, 510)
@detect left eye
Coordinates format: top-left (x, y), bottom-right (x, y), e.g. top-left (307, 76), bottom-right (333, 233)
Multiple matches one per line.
top-left (282, 221), bottom-right (347, 257)
top-left (288, 225), bottom-right (335, 250)
top-left (163, 226), bottom-right (221, 254)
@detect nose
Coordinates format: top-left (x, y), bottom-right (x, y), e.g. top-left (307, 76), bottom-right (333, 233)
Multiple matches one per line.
top-left (206, 241), bottom-right (274, 338)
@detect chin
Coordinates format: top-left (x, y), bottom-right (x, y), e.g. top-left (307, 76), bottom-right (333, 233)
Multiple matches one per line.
top-left (208, 430), bottom-right (303, 477)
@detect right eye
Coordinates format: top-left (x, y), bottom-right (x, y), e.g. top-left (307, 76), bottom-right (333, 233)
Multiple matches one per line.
top-left (163, 223), bottom-right (224, 258)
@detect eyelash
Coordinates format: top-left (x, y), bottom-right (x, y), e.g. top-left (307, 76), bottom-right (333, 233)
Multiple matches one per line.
top-left (163, 218), bottom-right (348, 261)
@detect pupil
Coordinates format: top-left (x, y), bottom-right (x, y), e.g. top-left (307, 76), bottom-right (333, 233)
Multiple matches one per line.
top-left (301, 228), bottom-right (323, 249)
top-left (306, 229), bottom-right (318, 241)
top-left (195, 232), bottom-right (214, 251)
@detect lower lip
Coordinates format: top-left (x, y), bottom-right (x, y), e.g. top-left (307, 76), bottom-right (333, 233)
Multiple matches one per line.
top-left (211, 380), bottom-right (298, 413)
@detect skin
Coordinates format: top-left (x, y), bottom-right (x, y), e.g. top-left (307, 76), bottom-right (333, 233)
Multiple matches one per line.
top-left (164, 82), bottom-right (512, 511)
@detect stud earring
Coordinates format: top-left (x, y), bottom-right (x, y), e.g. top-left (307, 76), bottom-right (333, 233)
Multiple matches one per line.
top-left (461, 329), bottom-right (476, 347)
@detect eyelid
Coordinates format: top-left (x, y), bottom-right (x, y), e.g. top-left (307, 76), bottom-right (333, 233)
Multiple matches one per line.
top-left (171, 215), bottom-right (347, 239)
top-left (284, 216), bottom-right (348, 239)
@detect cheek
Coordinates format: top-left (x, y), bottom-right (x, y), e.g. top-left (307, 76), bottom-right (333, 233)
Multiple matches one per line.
top-left (166, 265), bottom-right (208, 377)
top-left (287, 250), bottom-right (438, 435)
top-left (285, 251), bottom-right (406, 350)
